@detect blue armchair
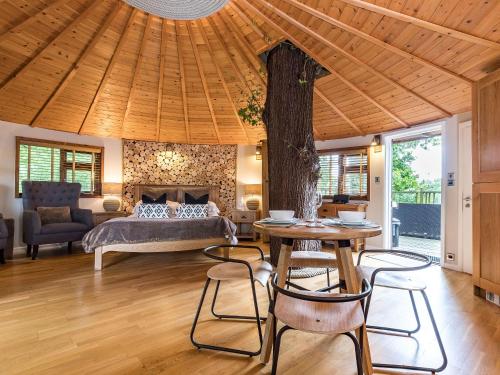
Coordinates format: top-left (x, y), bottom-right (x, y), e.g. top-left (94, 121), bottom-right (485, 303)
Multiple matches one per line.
top-left (22, 181), bottom-right (94, 259)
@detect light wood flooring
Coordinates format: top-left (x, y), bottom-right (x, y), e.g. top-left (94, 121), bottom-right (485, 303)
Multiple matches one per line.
top-left (0, 243), bottom-right (498, 375)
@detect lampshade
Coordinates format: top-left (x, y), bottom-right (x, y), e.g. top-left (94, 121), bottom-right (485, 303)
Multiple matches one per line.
top-left (124, 0), bottom-right (229, 20)
top-left (102, 182), bottom-right (122, 195)
top-left (244, 184), bottom-right (262, 195)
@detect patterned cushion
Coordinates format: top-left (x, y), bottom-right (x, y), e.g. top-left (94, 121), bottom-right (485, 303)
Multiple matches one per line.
top-left (137, 204), bottom-right (170, 219)
top-left (177, 204), bottom-right (208, 219)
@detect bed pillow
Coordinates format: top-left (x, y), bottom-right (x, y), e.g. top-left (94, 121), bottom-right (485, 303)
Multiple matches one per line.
top-left (137, 203), bottom-right (170, 219)
top-left (207, 201), bottom-right (220, 217)
top-left (142, 193), bottom-right (167, 204)
top-left (185, 193), bottom-right (209, 204)
top-left (177, 203), bottom-right (208, 219)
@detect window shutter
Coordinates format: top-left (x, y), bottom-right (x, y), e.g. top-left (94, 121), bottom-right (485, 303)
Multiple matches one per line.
top-left (318, 147), bottom-right (369, 200)
top-left (16, 138), bottom-right (103, 197)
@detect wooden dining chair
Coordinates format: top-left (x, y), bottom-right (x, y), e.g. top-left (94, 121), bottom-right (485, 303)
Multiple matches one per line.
top-left (190, 245), bottom-right (272, 357)
top-left (286, 249), bottom-right (339, 291)
top-left (270, 274), bottom-right (372, 375)
top-left (356, 249), bottom-right (447, 374)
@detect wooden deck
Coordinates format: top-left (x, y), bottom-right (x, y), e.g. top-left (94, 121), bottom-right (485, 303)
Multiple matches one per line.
top-left (0, 243), bottom-right (498, 375)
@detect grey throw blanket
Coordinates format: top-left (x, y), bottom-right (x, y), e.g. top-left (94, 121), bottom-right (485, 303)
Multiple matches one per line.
top-left (82, 216), bottom-right (237, 253)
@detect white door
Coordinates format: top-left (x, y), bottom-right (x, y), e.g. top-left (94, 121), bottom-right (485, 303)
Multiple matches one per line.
top-left (459, 122), bottom-right (473, 274)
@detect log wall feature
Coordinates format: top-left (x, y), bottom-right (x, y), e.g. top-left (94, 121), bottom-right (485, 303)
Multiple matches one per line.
top-left (0, 0), bottom-right (499, 142)
top-left (122, 140), bottom-right (237, 215)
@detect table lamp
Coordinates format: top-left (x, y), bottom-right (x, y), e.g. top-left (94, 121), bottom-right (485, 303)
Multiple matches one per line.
top-left (102, 182), bottom-right (122, 211)
top-left (244, 184), bottom-right (261, 210)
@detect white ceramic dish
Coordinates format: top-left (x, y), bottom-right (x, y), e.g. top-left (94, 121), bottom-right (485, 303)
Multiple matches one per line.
top-left (269, 210), bottom-right (295, 220)
top-left (338, 211), bottom-right (365, 223)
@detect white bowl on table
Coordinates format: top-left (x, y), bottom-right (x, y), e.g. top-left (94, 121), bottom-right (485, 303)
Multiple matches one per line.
top-left (338, 211), bottom-right (365, 223)
top-left (269, 210), bottom-right (295, 220)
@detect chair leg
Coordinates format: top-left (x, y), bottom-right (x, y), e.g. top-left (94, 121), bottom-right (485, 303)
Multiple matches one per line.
top-left (271, 325), bottom-right (292, 375)
top-left (372, 290), bottom-right (448, 373)
top-left (67, 241), bottom-right (72, 254)
top-left (31, 245), bottom-right (39, 260)
top-left (0, 249), bottom-right (5, 264)
top-left (191, 278), bottom-right (264, 356)
top-left (26, 244), bottom-right (32, 257)
top-left (250, 278), bottom-right (263, 348)
top-left (286, 268), bottom-right (292, 290)
top-left (342, 332), bottom-right (363, 375)
top-left (210, 280), bottom-right (266, 322)
top-left (367, 289), bottom-right (421, 335)
top-left (326, 268), bottom-right (331, 288)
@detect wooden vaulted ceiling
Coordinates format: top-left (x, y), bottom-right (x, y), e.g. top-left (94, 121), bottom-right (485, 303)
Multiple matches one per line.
top-left (0, 0), bottom-right (499, 144)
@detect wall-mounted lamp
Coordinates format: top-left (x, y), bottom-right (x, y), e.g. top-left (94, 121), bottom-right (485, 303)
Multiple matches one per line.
top-left (255, 142), bottom-right (262, 160)
top-left (371, 135), bottom-right (382, 153)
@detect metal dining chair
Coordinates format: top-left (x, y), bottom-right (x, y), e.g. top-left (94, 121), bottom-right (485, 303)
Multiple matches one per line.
top-left (286, 249), bottom-right (338, 291)
top-left (190, 245), bottom-right (272, 356)
top-left (270, 274), bottom-right (372, 375)
top-left (356, 249), bottom-right (447, 374)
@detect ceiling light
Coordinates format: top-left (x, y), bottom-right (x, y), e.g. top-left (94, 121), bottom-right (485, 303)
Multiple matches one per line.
top-left (124, 0), bottom-right (230, 20)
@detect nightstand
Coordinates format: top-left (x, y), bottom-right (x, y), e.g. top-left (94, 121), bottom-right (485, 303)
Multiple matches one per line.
top-left (231, 209), bottom-right (261, 241)
top-left (93, 211), bottom-right (128, 226)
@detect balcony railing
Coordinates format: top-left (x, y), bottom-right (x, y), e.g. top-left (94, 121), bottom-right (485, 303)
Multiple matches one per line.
top-left (392, 191), bottom-right (441, 204)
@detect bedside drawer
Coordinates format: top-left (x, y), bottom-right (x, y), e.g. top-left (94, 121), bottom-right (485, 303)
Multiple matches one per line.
top-left (232, 211), bottom-right (257, 223)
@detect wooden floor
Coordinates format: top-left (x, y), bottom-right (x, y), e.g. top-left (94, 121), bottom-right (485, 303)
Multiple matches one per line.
top-left (0, 243), bottom-right (498, 375)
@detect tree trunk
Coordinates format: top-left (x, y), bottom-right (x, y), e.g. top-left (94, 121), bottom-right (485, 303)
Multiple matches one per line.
top-left (263, 43), bottom-right (320, 266)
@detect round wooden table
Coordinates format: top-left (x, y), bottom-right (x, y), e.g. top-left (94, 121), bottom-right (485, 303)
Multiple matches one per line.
top-left (254, 222), bottom-right (381, 374)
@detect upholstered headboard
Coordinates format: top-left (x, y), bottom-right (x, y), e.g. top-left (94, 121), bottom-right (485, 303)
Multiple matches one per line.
top-left (133, 184), bottom-right (220, 206)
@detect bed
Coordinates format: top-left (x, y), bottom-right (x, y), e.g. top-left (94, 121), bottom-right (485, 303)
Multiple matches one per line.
top-left (83, 184), bottom-right (237, 270)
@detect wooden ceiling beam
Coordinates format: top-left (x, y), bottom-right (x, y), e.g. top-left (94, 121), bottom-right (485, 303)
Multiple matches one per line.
top-left (206, 17), bottom-right (253, 94)
top-left (0, 0), bottom-right (103, 92)
top-left (30, 2), bottom-right (123, 127)
top-left (256, 0), bottom-right (452, 118)
top-left (78, 8), bottom-right (138, 134)
top-left (186, 21), bottom-right (222, 144)
top-left (175, 21), bottom-right (190, 144)
top-left (0, 0), bottom-right (70, 45)
top-left (197, 20), bottom-right (250, 144)
top-left (340, 0), bottom-right (500, 51)
top-left (241, 0), bottom-right (408, 128)
top-left (156, 19), bottom-right (166, 142)
top-left (121, 14), bottom-right (153, 136)
top-left (223, 7), bottom-right (363, 139)
top-left (281, 0), bottom-right (472, 86)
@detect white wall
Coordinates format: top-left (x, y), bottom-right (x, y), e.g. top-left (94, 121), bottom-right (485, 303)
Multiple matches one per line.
top-left (0, 120), bottom-right (123, 248)
top-left (236, 145), bottom-right (262, 209)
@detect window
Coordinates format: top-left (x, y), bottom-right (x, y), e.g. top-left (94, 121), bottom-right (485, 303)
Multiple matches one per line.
top-left (15, 137), bottom-right (103, 197)
top-left (318, 147), bottom-right (369, 200)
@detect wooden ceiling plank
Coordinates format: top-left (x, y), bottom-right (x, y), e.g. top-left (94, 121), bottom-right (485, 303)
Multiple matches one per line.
top-left (186, 21), bottom-right (222, 144)
top-left (206, 17), bottom-right (253, 93)
top-left (156, 19), bottom-right (167, 142)
top-left (0, 0), bottom-right (104, 92)
top-left (78, 8), bottom-right (138, 135)
top-left (228, 2), bottom-right (267, 42)
top-left (175, 21), bottom-right (190, 143)
top-left (30, 1), bottom-right (123, 127)
top-left (281, 0), bottom-right (472, 86)
top-left (257, 0), bottom-right (453, 118)
top-left (122, 14), bottom-right (153, 136)
top-left (241, 0), bottom-right (408, 127)
top-left (0, 0), bottom-right (70, 44)
top-left (197, 19), bottom-right (251, 144)
top-left (339, 0), bottom-right (500, 51)
top-left (314, 87), bottom-right (364, 135)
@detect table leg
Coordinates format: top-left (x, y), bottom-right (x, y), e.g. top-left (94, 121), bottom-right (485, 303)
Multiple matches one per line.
top-left (337, 240), bottom-right (374, 375)
top-left (260, 238), bottom-right (293, 364)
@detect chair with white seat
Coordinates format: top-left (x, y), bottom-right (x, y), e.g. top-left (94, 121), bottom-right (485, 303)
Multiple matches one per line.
top-left (356, 249), bottom-right (447, 374)
top-left (270, 274), bottom-right (372, 375)
top-left (190, 245), bottom-right (272, 357)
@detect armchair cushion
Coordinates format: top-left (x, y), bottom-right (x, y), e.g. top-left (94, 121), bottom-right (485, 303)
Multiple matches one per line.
top-left (0, 215), bottom-right (7, 240)
top-left (41, 222), bottom-right (88, 235)
top-left (37, 206), bottom-right (71, 225)
top-left (71, 208), bottom-right (94, 229)
top-left (23, 210), bottom-right (42, 243)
